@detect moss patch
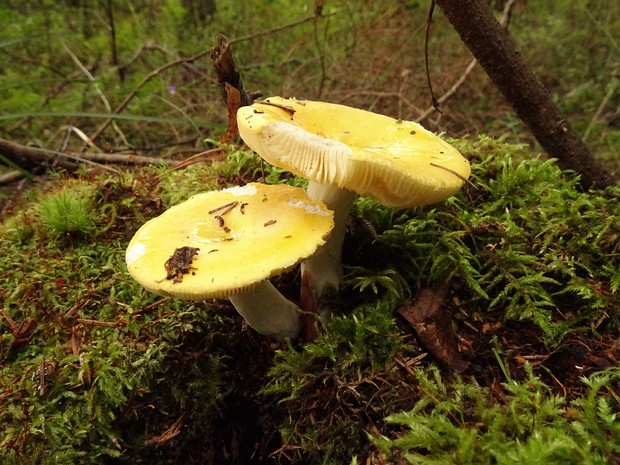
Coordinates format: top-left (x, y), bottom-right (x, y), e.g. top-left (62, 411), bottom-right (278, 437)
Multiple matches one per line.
top-left (1, 137), bottom-right (618, 464)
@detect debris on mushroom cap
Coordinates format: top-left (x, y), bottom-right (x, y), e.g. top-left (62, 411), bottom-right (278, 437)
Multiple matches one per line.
top-left (237, 96), bottom-right (471, 208)
top-left (125, 183), bottom-right (334, 299)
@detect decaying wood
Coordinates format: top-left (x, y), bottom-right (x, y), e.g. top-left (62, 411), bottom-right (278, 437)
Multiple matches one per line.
top-left (435, 0), bottom-right (617, 189)
top-left (86, 47), bottom-right (214, 148)
top-left (210, 34), bottom-right (257, 108)
top-left (219, 83), bottom-right (242, 143)
top-left (397, 284), bottom-right (469, 372)
top-left (0, 137), bottom-right (180, 179)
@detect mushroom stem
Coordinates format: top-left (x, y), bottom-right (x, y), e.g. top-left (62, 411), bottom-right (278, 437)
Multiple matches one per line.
top-left (229, 280), bottom-right (301, 339)
top-left (302, 181), bottom-right (356, 319)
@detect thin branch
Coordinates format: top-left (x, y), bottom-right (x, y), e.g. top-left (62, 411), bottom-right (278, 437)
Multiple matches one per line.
top-left (228, 12), bottom-right (333, 46)
top-left (156, 148), bottom-right (227, 178)
top-left (62, 125), bottom-right (98, 149)
top-left (85, 12), bottom-right (330, 148)
top-left (63, 43), bottom-right (128, 147)
top-left (0, 170), bottom-right (26, 185)
top-left (75, 152), bottom-right (180, 166)
top-left (117, 42), bottom-right (172, 77)
top-left (343, 90), bottom-right (424, 115)
top-left (0, 138), bottom-right (78, 171)
top-left (416, 58), bottom-right (478, 124)
top-left (417, 0), bottom-right (517, 124)
top-left (436, 0), bottom-right (616, 188)
top-left (85, 48), bottom-right (213, 148)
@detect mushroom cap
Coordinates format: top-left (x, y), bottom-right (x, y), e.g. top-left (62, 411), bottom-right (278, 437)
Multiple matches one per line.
top-left (125, 183), bottom-right (334, 299)
top-left (237, 96), bottom-right (471, 208)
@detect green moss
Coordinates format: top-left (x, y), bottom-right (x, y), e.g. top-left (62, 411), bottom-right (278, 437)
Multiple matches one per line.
top-left (263, 300), bottom-right (407, 464)
top-left (351, 136), bottom-right (619, 343)
top-left (263, 136), bottom-right (619, 463)
top-left (36, 186), bottom-right (97, 239)
top-left (372, 365), bottom-right (620, 465)
top-left (1, 138), bottom-right (618, 464)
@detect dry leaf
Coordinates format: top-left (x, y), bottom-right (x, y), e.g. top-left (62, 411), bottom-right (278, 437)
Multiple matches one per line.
top-left (397, 285), bottom-right (470, 372)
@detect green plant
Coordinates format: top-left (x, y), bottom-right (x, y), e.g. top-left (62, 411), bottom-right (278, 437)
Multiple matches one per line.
top-left (1, 137), bottom-right (618, 465)
top-left (372, 365), bottom-right (620, 465)
top-left (263, 295), bottom-right (407, 464)
top-left (36, 187), bottom-right (96, 239)
top-left (350, 136), bottom-right (619, 343)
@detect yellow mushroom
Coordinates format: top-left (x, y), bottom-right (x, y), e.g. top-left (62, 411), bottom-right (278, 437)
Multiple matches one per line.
top-left (125, 182), bottom-right (334, 339)
top-left (237, 97), bottom-right (471, 313)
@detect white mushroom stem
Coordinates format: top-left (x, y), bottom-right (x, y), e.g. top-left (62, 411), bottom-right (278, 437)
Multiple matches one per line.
top-left (229, 280), bottom-right (301, 339)
top-left (301, 180), bottom-right (356, 317)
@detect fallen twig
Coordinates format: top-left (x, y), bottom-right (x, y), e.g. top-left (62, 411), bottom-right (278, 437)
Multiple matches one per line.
top-left (0, 137), bottom-right (78, 171)
top-left (75, 151), bottom-right (180, 166)
top-left (0, 170), bottom-right (27, 185)
top-left (0, 137), bottom-right (180, 175)
top-left (156, 147), bottom-right (227, 178)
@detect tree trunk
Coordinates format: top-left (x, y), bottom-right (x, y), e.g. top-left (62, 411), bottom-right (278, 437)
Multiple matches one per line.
top-left (434, 0), bottom-right (616, 189)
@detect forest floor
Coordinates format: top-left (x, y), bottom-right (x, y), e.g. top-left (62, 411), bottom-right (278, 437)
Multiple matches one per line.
top-left (1, 1), bottom-right (619, 464)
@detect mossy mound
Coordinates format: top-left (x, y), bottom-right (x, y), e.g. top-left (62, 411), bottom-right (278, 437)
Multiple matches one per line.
top-left (1, 137), bottom-right (618, 464)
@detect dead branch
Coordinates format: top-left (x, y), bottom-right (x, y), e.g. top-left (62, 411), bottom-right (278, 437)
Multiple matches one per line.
top-left (210, 34), bottom-right (256, 107)
top-left (85, 12), bottom-right (329, 148)
top-left (416, 58), bottom-right (478, 124)
top-left (0, 170), bottom-right (27, 186)
top-left (156, 148), bottom-right (227, 178)
top-left (76, 152), bottom-right (181, 166)
top-left (0, 138), bottom-right (78, 171)
top-left (228, 12), bottom-right (332, 46)
top-left (85, 48), bottom-right (214, 148)
top-left (0, 137), bottom-right (180, 175)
